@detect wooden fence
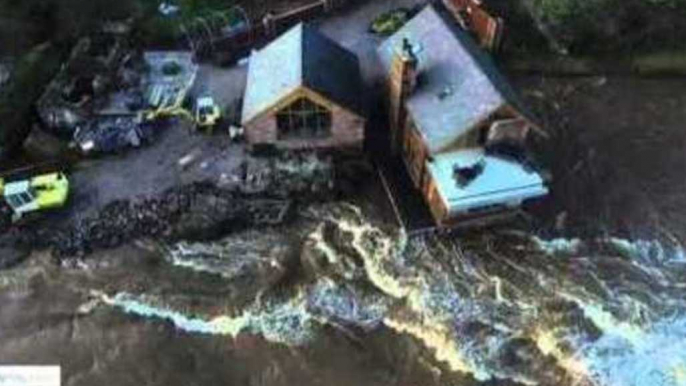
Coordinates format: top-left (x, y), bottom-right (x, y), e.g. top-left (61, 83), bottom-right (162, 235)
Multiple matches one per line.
top-left (194, 0), bottom-right (351, 63)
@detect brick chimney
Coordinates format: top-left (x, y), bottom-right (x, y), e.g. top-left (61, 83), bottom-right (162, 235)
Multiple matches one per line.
top-left (443, 0), bottom-right (504, 51)
top-left (388, 38), bottom-right (418, 154)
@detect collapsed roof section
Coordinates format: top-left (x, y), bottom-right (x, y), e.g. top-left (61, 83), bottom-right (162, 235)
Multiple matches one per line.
top-left (242, 23), bottom-right (365, 124)
top-left (377, 3), bottom-right (532, 154)
top-left (427, 148), bottom-right (548, 216)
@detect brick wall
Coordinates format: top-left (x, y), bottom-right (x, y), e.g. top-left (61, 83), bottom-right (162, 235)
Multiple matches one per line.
top-left (425, 173), bottom-right (449, 225)
top-left (442, 0), bottom-right (503, 51)
top-left (245, 113), bottom-right (277, 144)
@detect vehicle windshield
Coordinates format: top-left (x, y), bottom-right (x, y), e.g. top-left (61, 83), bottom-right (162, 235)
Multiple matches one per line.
top-left (6, 189), bottom-right (35, 209)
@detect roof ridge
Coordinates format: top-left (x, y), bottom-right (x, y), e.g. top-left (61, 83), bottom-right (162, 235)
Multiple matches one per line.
top-left (429, 2), bottom-right (534, 119)
top-left (376, 3), bottom-right (521, 153)
top-left (426, 3), bottom-right (499, 90)
top-left (295, 22), bottom-right (305, 82)
top-left (242, 23), bottom-right (365, 124)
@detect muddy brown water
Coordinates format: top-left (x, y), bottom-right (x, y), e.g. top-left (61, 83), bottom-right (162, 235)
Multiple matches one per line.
top-left (2, 76), bottom-right (686, 386)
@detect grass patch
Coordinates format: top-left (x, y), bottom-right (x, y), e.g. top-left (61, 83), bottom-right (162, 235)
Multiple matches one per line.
top-left (633, 51), bottom-right (686, 75)
top-left (526, 0), bottom-right (686, 54)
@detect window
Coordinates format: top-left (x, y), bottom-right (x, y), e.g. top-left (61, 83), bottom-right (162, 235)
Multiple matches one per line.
top-left (20, 192), bottom-right (33, 205)
top-left (276, 98), bottom-right (332, 140)
top-left (6, 190), bottom-right (34, 209)
top-left (6, 195), bottom-right (23, 209)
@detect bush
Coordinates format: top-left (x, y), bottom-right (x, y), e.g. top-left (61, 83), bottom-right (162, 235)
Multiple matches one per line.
top-left (0, 0), bottom-right (138, 56)
top-left (131, 15), bottom-right (181, 47)
top-left (529, 0), bottom-right (686, 54)
top-left (131, 0), bottom-right (241, 48)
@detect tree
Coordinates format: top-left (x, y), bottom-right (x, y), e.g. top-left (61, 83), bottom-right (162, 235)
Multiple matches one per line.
top-left (0, 0), bottom-right (137, 56)
top-left (0, 44), bottom-right (65, 160)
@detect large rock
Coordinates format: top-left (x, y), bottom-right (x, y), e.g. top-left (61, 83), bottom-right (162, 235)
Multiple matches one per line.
top-left (172, 193), bottom-right (248, 241)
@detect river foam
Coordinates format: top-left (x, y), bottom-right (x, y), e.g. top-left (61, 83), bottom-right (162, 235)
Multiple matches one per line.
top-left (100, 292), bottom-right (315, 345)
top-left (96, 204), bottom-right (686, 386)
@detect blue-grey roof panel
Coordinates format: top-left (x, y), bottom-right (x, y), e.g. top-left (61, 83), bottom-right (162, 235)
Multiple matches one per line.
top-left (242, 23), bottom-right (365, 124)
top-left (377, 3), bottom-right (530, 154)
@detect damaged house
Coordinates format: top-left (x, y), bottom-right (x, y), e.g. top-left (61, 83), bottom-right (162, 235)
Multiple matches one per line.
top-left (378, 3), bottom-right (548, 226)
top-left (241, 23), bottom-right (366, 151)
top-left (36, 30), bottom-right (198, 155)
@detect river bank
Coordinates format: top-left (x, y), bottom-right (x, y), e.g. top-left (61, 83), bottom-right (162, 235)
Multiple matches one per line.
top-left (503, 51), bottom-right (686, 77)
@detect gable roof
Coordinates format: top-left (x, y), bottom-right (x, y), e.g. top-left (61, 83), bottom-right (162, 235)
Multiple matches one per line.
top-left (377, 3), bottom-right (531, 154)
top-left (242, 23), bottom-right (365, 124)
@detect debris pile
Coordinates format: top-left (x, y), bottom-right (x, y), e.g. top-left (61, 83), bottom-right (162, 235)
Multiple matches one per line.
top-left (18, 183), bottom-right (290, 259)
top-left (243, 152), bottom-right (334, 198)
top-left (37, 34), bottom-right (130, 137)
top-left (74, 115), bottom-right (157, 154)
top-left (37, 29), bottom-right (198, 155)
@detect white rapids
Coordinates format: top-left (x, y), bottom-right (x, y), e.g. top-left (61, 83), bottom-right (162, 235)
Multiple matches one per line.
top-left (96, 204), bottom-right (686, 386)
top-left (100, 291), bottom-right (315, 345)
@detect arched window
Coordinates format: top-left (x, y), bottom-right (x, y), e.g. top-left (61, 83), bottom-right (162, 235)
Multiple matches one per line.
top-left (276, 97), bottom-right (332, 140)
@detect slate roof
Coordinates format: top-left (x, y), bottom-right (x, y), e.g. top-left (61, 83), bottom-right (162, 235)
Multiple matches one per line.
top-left (377, 3), bottom-right (532, 154)
top-left (242, 23), bottom-right (365, 124)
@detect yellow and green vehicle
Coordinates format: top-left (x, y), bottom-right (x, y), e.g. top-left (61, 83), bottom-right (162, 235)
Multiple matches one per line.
top-left (194, 96), bottom-right (222, 132)
top-left (141, 96), bottom-right (222, 133)
top-left (0, 172), bottom-right (69, 222)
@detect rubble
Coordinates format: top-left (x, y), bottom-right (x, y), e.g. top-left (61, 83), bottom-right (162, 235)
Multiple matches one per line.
top-left (37, 33), bottom-right (130, 137)
top-left (73, 115), bottom-right (157, 154)
top-left (242, 152), bottom-right (335, 198)
top-left (16, 182), bottom-right (291, 259)
top-left (37, 29), bottom-right (198, 155)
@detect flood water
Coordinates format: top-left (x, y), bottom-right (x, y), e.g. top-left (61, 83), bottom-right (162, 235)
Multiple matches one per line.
top-left (2, 76), bottom-right (686, 386)
top-left (1, 201), bottom-right (685, 386)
